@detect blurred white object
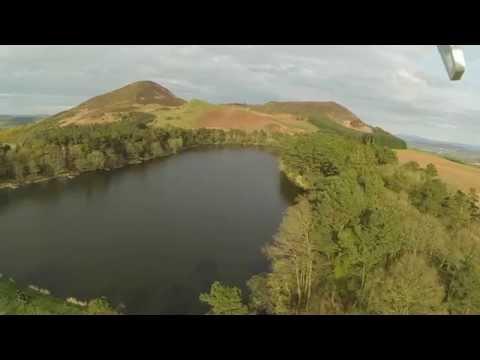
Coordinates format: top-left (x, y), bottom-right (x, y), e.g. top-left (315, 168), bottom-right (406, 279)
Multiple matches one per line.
top-left (437, 45), bottom-right (465, 81)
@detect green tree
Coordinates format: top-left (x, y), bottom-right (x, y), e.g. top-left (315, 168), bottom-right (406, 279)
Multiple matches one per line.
top-left (246, 274), bottom-right (271, 314)
top-left (364, 255), bottom-right (445, 314)
top-left (265, 196), bottom-right (318, 313)
top-left (446, 256), bottom-right (480, 314)
top-left (409, 179), bottom-right (448, 216)
top-left (199, 281), bottom-right (248, 315)
top-left (86, 150), bottom-right (106, 171)
top-left (441, 190), bottom-right (476, 231)
top-left (425, 163), bottom-right (438, 178)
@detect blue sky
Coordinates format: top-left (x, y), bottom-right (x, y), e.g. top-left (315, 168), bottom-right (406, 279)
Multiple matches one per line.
top-left (0, 45), bottom-right (479, 145)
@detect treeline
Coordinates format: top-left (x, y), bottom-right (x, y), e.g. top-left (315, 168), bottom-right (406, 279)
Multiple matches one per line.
top-left (201, 132), bottom-right (480, 315)
top-left (308, 116), bottom-right (408, 149)
top-left (364, 127), bottom-right (408, 150)
top-left (0, 276), bottom-right (117, 315)
top-left (0, 119), bottom-right (288, 187)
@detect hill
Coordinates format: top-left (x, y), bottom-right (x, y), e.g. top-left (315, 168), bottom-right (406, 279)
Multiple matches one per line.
top-left (25, 81), bottom-right (400, 142)
top-left (0, 81), bottom-right (404, 157)
top-left (252, 101), bottom-right (406, 149)
top-left (254, 101), bottom-right (373, 132)
top-left (53, 81), bottom-right (186, 126)
top-left (396, 149), bottom-right (480, 194)
top-left (46, 81), bottom-right (315, 133)
top-left (148, 101), bottom-right (318, 134)
top-left (78, 80), bottom-right (186, 109)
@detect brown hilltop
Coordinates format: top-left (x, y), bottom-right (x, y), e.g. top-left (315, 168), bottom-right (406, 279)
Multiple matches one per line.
top-left (78, 81), bottom-right (186, 110)
top-left (55, 81), bottom-right (186, 126)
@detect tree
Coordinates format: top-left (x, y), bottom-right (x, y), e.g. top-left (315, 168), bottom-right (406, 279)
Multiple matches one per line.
top-left (86, 150), bottom-right (106, 171)
top-left (446, 256), bottom-right (480, 314)
top-left (27, 159), bottom-right (40, 177)
top-left (86, 297), bottom-right (117, 314)
top-left (364, 255), bottom-right (445, 314)
top-left (373, 145), bottom-right (398, 165)
top-left (199, 281), bottom-right (248, 315)
top-left (469, 188), bottom-right (480, 221)
top-left (265, 196), bottom-right (317, 313)
top-left (403, 161), bottom-right (421, 172)
top-left (409, 179), bottom-right (448, 216)
top-left (425, 163), bottom-right (438, 178)
top-left (246, 274), bottom-right (271, 314)
top-left (441, 190), bottom-right (476, 231)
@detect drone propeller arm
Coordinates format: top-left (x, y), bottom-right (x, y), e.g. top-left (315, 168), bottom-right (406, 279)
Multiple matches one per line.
top-left (437, 45), bottom-right (466, 81)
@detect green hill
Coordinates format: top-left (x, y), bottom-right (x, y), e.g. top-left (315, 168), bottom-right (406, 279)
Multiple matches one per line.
top-left (252, 101), bottom-right (406, 149)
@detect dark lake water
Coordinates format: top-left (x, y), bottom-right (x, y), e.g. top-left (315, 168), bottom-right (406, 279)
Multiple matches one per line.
top-left (0, 147), bottom-right (297, 314)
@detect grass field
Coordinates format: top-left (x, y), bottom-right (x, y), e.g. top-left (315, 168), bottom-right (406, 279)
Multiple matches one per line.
top-left (148, 100), bottom-right (217, 129)
top-left (149, 101), bottom-right (317, 134)
top-left (396, 149), bottom-right (480, 193)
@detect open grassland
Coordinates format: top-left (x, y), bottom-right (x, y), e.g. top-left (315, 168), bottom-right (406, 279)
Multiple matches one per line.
top-left (396, 149), bottom-right (480, 193)
top-left (148, 100), bottom-right (217, 129)
top-left (150, 101), bottom-right (317, 134)
top-left (196, 105), bottom-right (317, 133)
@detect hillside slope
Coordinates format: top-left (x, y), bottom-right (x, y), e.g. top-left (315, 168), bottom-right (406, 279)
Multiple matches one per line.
top-left (254, 101), bottom-right (372, 132)
top-left (252, 101), bottom-right (406, 149)
top-left (52, 81), bottom-right (186, 126)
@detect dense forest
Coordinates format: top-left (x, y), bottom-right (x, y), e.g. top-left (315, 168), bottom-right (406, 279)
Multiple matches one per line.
top-left (0, 110), bottom-right (405, 190)
top-left (200, 132), bottom-right (480, 315)
top-left (1, 115), bottom-right (478, 315)
top-left (0, 118), bottom-right (288, 188)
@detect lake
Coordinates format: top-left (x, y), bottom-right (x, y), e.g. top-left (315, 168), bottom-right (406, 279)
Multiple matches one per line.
top-left (0, 147), bottom-right (298, 314)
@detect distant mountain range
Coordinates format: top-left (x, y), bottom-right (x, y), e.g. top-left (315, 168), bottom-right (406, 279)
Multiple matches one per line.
top-left (398, 134), bottom-right (480, 165)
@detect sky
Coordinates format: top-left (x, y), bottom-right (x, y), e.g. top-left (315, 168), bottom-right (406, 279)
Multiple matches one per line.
top-left (1, 45), bottom-right (479, 145)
